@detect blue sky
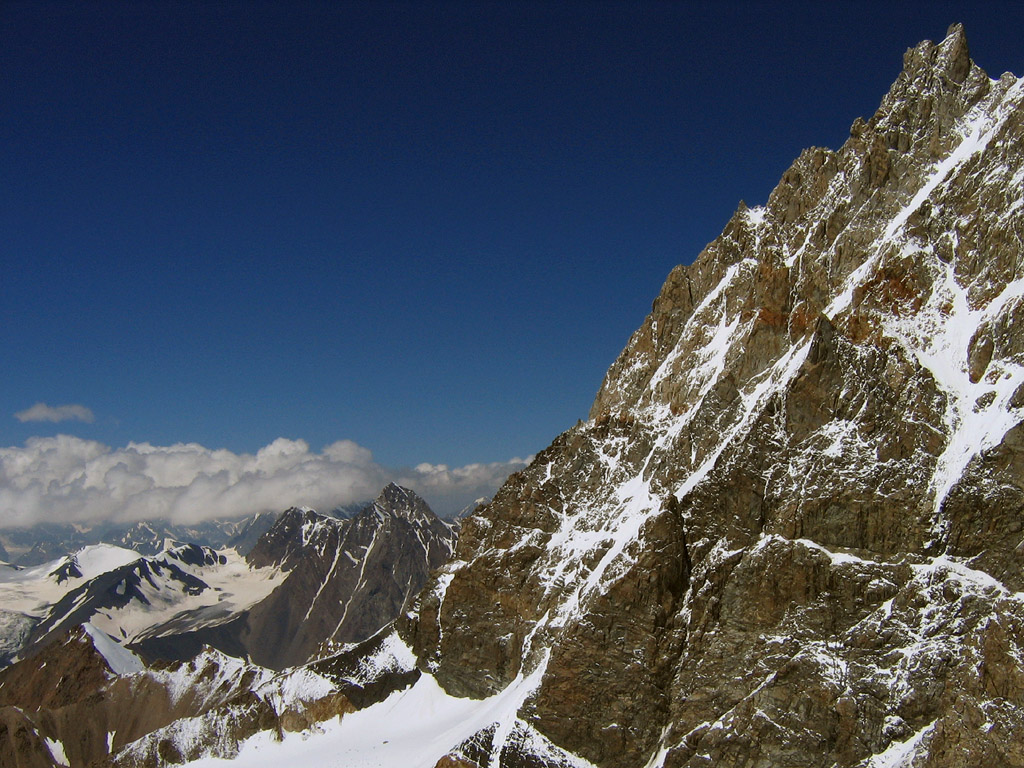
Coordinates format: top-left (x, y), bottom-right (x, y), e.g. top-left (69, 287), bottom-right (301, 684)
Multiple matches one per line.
top-left (2, 2), bottom-right (1022, 520)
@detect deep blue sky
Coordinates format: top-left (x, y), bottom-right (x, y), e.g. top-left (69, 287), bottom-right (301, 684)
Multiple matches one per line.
top-left (3, 1), bottom-right (1023, 469)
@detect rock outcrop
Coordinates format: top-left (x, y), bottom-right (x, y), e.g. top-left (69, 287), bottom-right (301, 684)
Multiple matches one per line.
top-left (0, 625), bottom-right (347, 768)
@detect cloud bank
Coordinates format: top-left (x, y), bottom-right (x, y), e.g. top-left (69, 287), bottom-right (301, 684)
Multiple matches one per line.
top-left (14, 402), bottom-right (95, 424)
top-left (0, 435), bottom-right (529, 527)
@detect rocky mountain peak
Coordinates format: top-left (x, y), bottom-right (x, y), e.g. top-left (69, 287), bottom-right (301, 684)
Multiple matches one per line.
top-left (907, 22), bottom-right (972, 86)
top-left (245, 506), bottom-right (337, 570)
top-left (371, 483), bottom-right (440, 526)
top-left (162, 541), bottom-right (226, 568)
top-left (397, 26), bottom-right (1024, 768)
top-left (865, 23), bottom-right (991, 170)
top-left (181, 486), bottom-right (460, 671)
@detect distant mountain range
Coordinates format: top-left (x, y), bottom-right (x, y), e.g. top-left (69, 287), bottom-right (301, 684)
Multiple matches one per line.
top-left (0, 484), bottom-right (454, 673)
top-left (0, 500), bottom-right (376, 568)
top-left (0, 482), bottom-right (456, 766)
top-left (136, 483), bottom-right (456, 669)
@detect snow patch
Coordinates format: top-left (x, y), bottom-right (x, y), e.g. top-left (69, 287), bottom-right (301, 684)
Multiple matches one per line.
top-left (83, 622), bottom-right (144, 675)
top-left (865, 722), bottom-right (935, 767)
top-left (44, 737), bottom-right (70, 767)
top-left (258, 667), bottom-right (337, 716)
top-left (181, 650), bottom-right (593, 768)
top-left (343, 631), bottom-right (418, 688)
top-left (65, 544), bottom-right (142, 580)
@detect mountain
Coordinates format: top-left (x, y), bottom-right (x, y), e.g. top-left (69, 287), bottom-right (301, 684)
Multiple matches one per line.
top-left (155, 25), bottom-right (1022, 768)
top-left (0, 543), bottom-right (284, 668)
top-left (390, 25), bottom-right (1024, 768)
top-left (0, 484), bottom-right (456, 767)
top-left (4, 24), bottom-right (1023, 768)
top-left (0, 484), bottom-right (454, 675)
top-left (454, 496), bottom-right (490, 521)
top-left (2, 525), bottom-right (91, 567)
top-left (0, 515), bottom-right (277, 567)
top-left (225, 511), bottom-right (279, 556)
top-left (327, 500), bottom-right (373, 520)
top-left (0, 544), bottom-right (142, 666)
top-left (241, 483), bottom-right (456, 668)
top-left (133, 484), bottom-right (456, 670)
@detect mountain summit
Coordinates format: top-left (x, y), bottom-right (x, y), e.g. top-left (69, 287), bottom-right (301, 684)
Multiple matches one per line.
top-left (373, 482), bottom-right (443, 525)
top-left (240, 486), bottom-right (456, 668)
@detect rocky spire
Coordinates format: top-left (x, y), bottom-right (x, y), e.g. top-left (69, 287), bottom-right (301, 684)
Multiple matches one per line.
top-left (371, 482), bottom-right (441, 526)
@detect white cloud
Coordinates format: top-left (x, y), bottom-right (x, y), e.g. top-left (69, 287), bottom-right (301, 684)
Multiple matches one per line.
top-left (14, 402), bottom-right (95, 424)
top-left (0, 435), bottom-right (529, 527)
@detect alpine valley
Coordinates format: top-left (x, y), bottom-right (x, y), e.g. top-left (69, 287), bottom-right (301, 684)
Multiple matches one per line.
top-left (2, 24), bottom-right (1024, 768)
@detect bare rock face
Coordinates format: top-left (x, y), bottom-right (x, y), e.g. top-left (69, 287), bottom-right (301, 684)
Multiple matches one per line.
top-left (400, 25), bottom-right (1024, 767)
top-left (0, 707), bottom-right (55, 768)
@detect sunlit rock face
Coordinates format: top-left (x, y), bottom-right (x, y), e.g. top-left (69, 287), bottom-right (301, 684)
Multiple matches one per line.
top-left (402, 25), bottom-right (1024, 768)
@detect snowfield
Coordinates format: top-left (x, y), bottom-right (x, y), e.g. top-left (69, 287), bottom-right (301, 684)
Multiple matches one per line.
top-left (183, 654), bottom-right (594, 768)
top-left (0, 544), bottom-right (141, 613)
top-left (0, 543), bottom-right (285, 663)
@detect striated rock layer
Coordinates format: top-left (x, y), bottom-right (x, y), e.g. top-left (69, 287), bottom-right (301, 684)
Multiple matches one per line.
top-left (241, 483), bottom-right (456, 669)
top-left (399, 25), bottom-right (1024, 768)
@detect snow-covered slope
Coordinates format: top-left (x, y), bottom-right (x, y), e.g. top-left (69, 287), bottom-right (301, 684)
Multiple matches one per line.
top-left (183, 644), bottom-right (589, 768)
top-left (0, 543), bottom-right (140, 664)
top-left (83, 621), bottom-right (146, 675)
top-left (0, 543), bottom-right (284, 666)
top-left (0, 543), bottom-right (140, 598)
